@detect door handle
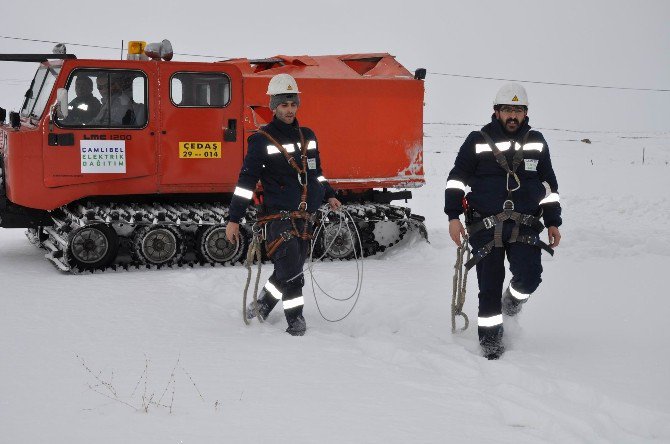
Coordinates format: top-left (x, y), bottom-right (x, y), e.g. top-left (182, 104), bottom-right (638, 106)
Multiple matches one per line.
top-left (224, 119), bottom-right (237, 142)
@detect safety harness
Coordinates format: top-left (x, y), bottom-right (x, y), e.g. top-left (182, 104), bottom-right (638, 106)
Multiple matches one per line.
top-left (242, 128), bottom-right (316, 324)
top-left (254, 128), bottom-right (315, 256)
top-left (463, 130), bottom-right (554, 271)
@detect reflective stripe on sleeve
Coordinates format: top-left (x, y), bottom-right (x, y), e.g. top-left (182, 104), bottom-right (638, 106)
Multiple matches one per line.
top-left (234, 186), bottom-right (254, 200)
top-left (539, 193), bottom-right (560, 205)
top-left (509, 285), bottom-right (531, 301)
top-left (317, 176), bottom-right (327, 182)
top-left (265, 282), bottom-right (283, 301)
top-left (283, 296), bottom-right (304, 310)
top-left (446, 179), bottom-right (467, 191)
top-left (307, 140), bottom-right (317, 150)
top-left (478, 314), bottom-right (503, 327)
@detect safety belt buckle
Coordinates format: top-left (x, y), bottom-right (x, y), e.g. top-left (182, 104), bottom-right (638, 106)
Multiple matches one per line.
top-left (280, 231), bottom-right (293, 241)
top-left (503, 200), bottom-right (515, 211)
top-left (483, 217), bottom-right (495, 229)
top-left (280, 210), bottom-right (291, 220)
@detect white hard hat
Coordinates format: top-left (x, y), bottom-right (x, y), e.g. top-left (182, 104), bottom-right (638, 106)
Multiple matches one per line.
top-left (267, 73), bottom-right (300, 95)
top-left (493, 83), bottom-right (529, 107)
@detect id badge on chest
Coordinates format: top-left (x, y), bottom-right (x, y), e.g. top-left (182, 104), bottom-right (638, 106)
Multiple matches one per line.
top-left (524, 159), bottom-right (538, 172)
top-left (307, 158), bottom-right (317, 170)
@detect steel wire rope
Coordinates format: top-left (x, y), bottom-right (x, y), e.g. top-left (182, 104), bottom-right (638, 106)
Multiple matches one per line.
top-left (307, 209), bottom-right (362, 302)
top-left (282, 207), bottom-right (365, 322)
top-left (308, 209), bottom-right (365, 322)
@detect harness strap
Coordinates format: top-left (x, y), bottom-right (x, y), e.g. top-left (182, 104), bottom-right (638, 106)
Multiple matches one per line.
top-left (516, 234), bottom-right (555, 256)
top-left (255, 210), bottom-right (314, 258)
top-left (258, 128), bottom-right (309, 209)
top-left (480, 130), bottom-right (512, 174)
top-left (464, 235), bottom-right (554, 270)
top-left (494, 220), bottom-right (504, 248)
top-left (466, 211), bottom-right (544, 237)
top-left (479, 130), bottom-right (532, 198)
top-left (257, 129), bottom-right (307, 174)
top-left (256, 210), bottom-right (312, 224)
top-left (264, 226), bottom-right (313, 258)
top-left (465, 240), bottom-right (495, 270)
top-left (509, 211), bottom-right (521, 243)
top-left (479, 130), bottom-right (531, 172)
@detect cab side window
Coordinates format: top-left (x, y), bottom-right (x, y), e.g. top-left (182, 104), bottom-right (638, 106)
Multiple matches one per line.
top-left (58, 70), bottom-right (147, 128)
top-left (171, 73), bottom-right (230, 107)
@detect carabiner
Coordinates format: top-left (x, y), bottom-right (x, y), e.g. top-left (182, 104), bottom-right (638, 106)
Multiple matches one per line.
top-left (507, 172), bottom-right (521, 192)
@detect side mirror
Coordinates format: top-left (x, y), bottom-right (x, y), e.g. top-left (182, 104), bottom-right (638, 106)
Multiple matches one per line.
top-left (55, 88), bottom-right (68, 119)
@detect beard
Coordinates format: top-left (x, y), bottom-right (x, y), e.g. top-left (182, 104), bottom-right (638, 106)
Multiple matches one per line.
top-left (505, 118), bottom-right (519, 127)
top-left (502, 117), bottom-right (521, 133)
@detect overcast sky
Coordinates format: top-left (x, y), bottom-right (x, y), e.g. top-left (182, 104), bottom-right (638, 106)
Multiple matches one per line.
top-left (1, 0), bottom-right (668, 133)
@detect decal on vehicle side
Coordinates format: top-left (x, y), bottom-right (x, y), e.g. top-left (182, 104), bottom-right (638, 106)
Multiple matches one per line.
top-left (179, 142), bottom-right (221, 159)
top-left (81, 140), bottom-right (126, 174)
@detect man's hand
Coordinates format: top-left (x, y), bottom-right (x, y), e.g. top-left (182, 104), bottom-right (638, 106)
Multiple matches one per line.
top-left (226, 221), bottom-right (240, 244)
top-left (547, 226), bottom-right (561, 248)
top-left (328, 197), bottom-right (342, 211)
top-left (449, 219), bottom-right (466, 246)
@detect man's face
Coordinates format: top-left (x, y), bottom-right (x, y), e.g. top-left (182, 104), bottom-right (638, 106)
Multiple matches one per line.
top-left (75, 78), bottom-right (91, 97)
top-left (96, 78), bottom-right (109, 98)
top-left (495, 105), bottom-right (527, 134)
top-left (274, 101), bottom-right (298, 124)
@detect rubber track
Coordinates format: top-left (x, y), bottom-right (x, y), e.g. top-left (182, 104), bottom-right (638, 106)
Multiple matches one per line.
top-left (32, 202), bottom-right (425, 273)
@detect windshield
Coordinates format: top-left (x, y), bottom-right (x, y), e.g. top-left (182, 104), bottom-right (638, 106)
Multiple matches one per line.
top-left (20, 65), bottom-right (61, 119)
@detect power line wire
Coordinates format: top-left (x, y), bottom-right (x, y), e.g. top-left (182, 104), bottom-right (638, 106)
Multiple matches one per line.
top-left (423, 121), bottom-right (670, 136)
top-left (3, 35), bottom-right (666, 90)
top-left (0, 35), bottom-right (233, 59)
top-left (427, 71), bottom-right (669, 93)
top-left (0, 35), bottom-right (119, 51)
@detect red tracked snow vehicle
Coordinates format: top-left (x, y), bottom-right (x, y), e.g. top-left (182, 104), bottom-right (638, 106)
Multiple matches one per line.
top-left (0, 41), bottom-right (426, 272)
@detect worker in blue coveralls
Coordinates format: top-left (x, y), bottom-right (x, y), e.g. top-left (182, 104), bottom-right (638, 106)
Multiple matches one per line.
top-left (444, 83), bottom-right (562, 359)
top-left (226, 73), bottom-right (341, 336)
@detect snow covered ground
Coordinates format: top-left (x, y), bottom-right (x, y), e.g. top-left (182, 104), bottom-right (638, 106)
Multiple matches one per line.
top-left (1, 127), bottom-right (669, 443)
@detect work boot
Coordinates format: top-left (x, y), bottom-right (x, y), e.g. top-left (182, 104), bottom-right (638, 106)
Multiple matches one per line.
top-left (246, 299), bottom-right (271, 320)
top-left (502, 287), bottom-right (523, 317)
top-left (286, 315), bottom-right (306, 336)
top-left (481, 340), bottom-right (505, 360)
top-left (480, 326), bottom-right (504, 360)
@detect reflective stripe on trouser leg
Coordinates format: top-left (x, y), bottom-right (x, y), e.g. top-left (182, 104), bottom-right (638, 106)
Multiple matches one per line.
top-left (478, 314), bottom-right (503, 344)
top-left (478, 314), bottom-right (503, 327)
top-left (282, 289), bottom-right (305, 323)
top-left (282, 293), bottom-right (305, 319)
top-left (507, 239), bottom-right (543, 302)
top-left (473, 240), bottom-right (505, 343)
top-left (257, 274), bottom-right (282, 314)
top-left (266, 218), bottom-right (310, 322)
top-left (264, 280), bottom-right (283, 301)
top-left (508, 285), bottom-right (531, 301)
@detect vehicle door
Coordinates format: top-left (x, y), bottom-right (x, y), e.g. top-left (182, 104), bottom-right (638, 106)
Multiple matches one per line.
top-left (46, 64), bottom-right (158, 190)
top-left (156, 63), bottom-right (244, 191)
